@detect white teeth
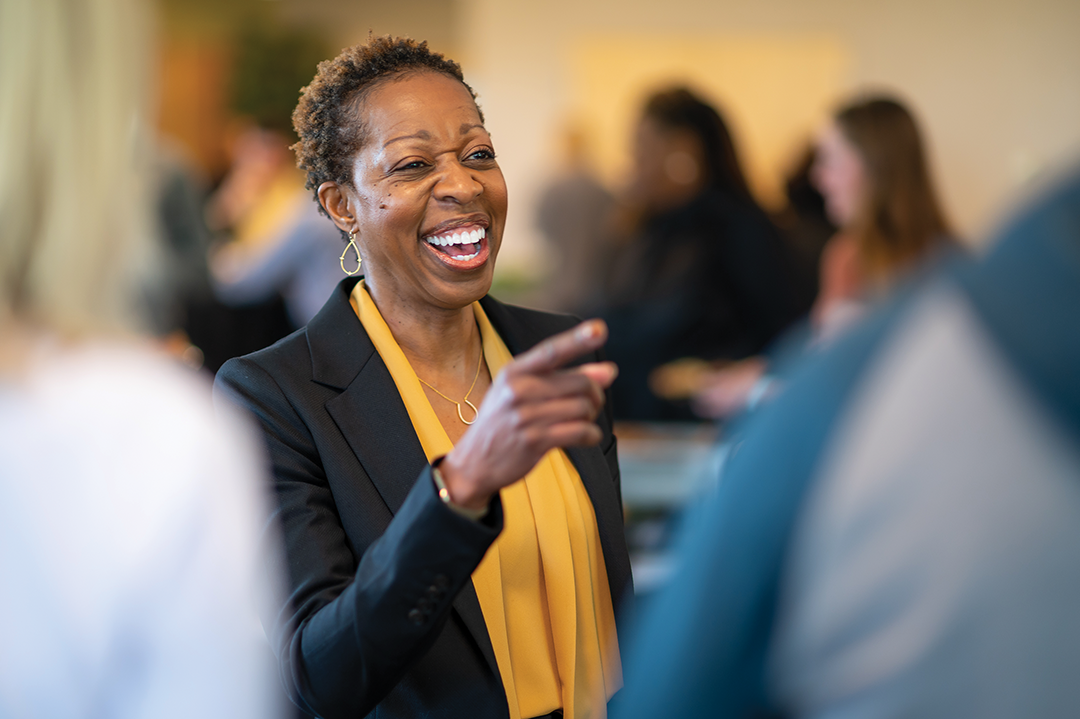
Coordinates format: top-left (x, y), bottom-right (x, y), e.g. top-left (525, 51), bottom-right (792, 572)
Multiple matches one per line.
top-left (425, 227), bottom-right (486, 248)
top-left (452, 251), bottom-right (479, 261)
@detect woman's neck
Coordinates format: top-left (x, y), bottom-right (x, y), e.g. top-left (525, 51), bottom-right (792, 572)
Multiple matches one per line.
top-left (364, 280), bottom-right (483, 386)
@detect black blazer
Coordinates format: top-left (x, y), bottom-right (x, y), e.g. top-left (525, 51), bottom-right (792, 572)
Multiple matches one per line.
top-left (215, 278), bottom-right (633, 719)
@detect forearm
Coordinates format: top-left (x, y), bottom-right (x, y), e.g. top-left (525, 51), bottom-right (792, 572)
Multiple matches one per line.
top-left (279, 465), bottom-right (501, 719)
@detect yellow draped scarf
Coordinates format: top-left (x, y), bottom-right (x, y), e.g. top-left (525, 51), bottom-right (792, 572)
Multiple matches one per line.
top-left (351, 281), bottom-right (621, 719)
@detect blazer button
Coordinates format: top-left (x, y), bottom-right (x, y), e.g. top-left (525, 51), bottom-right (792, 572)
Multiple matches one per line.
top-left (408, 609), bottom-right (424, 626)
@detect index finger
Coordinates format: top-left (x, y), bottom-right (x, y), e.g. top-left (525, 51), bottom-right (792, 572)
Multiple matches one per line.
top-left (509, 319), bottom-right (608, 375)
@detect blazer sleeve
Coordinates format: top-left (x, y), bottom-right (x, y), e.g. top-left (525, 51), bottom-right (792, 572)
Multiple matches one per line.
top-left (598, 345), bottom-right (622, 509)
top-left (597, 344), bottom-right (632, 614)
top-left (215, 356), bottom-right (504, 719)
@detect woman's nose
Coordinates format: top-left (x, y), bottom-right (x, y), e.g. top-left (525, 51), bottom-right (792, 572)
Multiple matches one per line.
top-left (434, 160), bottom-right (483, 204)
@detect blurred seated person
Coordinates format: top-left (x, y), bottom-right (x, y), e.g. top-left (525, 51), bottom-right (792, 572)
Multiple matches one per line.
top-left (208, 122), bottom-right (343, 328)
top-left (682, 95), bottom-right (958, 419)
top-left (602, 87), bottom-right (801, 421)
top-left (184, 22), bottom-right (334, 372)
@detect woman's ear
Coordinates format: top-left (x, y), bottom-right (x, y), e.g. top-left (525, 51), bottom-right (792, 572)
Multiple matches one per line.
top-left (318, 182), bottom-right (356, 234)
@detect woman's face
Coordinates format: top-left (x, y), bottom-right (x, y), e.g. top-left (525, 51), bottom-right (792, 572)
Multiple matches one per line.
top-left (812, 121), bottom-right (866, 228)
top-left (332, 71), bottom-right (507, 312)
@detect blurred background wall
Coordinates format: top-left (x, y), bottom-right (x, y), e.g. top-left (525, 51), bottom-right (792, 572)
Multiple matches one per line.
top-left (155, 0), bottom-right (1080, 279)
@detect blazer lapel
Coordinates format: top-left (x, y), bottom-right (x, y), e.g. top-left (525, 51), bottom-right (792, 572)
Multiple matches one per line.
top-left (325, 354), bottom-right (427, 514)
top-left (307, 277), bottom-right (430, 514)
top-left (310, 279), bottom-right (502, 679)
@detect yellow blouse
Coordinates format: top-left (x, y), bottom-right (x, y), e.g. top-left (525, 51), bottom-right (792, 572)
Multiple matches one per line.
top-left (351, 281), bottom-right (621, 719)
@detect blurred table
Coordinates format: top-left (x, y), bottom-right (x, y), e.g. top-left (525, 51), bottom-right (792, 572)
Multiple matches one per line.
top-left (616, 421), bottom-right (721, 509)
top-left (615, 421), bottom-right (722, 593)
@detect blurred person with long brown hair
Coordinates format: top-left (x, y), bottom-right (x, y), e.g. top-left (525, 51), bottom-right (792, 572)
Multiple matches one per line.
top-left (810, 95), bottom-right (956, 339)
top-left (689, 95), bottom-right (957, 419)
top-left (0, 0), bottom-right (281, 716)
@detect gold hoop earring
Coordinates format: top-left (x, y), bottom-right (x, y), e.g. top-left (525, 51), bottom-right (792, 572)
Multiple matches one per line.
top-left (340, 229), bottom-right (362, 275)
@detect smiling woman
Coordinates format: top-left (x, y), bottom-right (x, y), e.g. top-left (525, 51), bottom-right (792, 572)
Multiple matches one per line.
top-left (215, 36), bottom-right (632, 719)
top-left (315, 70), bottom-right (507, 318)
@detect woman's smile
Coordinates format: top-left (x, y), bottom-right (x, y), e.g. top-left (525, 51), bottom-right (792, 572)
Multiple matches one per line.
top-left (422, 222), bottom-right (489, 269)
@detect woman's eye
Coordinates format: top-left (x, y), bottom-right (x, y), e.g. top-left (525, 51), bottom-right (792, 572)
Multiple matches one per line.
top-left (467, 148), bottom-right (496, 162)
top-left (395, 160), bottom-right (428, 172)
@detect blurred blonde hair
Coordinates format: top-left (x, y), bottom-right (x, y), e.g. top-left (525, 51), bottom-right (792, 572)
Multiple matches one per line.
top-left (0, 0), bottom-right (156, 338)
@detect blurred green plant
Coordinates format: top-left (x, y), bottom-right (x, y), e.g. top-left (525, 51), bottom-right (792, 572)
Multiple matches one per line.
top-left (230, 18), bottom-right (329, 136)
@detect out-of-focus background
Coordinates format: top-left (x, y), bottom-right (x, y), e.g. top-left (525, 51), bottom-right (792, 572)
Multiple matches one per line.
top-left (156, 0), bottom-right (1079, 594)
top-left (159, 0), bottom-right (1079, 270)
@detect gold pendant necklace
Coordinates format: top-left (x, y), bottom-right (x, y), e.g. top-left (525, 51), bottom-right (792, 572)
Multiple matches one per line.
top-left (417, 343), bottom-right (484, 425)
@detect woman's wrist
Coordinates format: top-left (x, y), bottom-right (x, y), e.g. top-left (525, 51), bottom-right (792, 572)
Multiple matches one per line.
top-left (432, 456), bottom-right (492, 516)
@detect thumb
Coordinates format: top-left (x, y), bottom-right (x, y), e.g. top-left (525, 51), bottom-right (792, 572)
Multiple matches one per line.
top-left (578, 361), bottom-right (619, 388)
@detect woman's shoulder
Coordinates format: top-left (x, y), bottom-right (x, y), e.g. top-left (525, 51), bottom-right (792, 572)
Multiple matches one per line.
top-left (218, 277), bottom-right (369, 391)
top-left (221, 325), bottom-right (312, 374)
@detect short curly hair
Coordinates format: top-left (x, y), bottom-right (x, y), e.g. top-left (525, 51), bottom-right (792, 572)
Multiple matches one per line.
top-left (291, 36), bottom-right (481, 224)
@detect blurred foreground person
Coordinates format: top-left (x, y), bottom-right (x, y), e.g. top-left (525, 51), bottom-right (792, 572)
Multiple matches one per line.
top-left (614, 167), bottom-right (1080, 719)
top-left (603, 87), bottom-right (800, 420)
top-left (0, 1), bottom-right (280, 717)
top-left (689, 96), bottom-right (956, 419)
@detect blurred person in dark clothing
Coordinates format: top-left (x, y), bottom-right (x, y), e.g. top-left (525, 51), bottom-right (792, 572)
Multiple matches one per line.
top-left (614, 164), bottom-right (1080, 719)
top-left (772, 145), bottom-right (838, 315)
top-left (602, 87), bottom-right (801, 421)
